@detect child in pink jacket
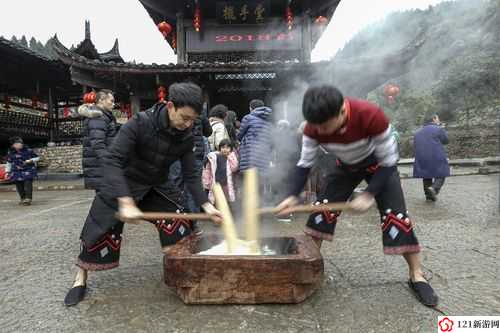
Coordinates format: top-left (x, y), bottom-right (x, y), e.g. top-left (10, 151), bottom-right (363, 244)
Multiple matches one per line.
top-left (202, 139), bottom-right (239, 204)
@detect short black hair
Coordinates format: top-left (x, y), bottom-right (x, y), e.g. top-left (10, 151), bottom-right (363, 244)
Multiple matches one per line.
top-left (423, 114), bottom-right (439, 124)
top-left (9, 136), bottom-right (23, 145)
top-left (249, 99), bottom-right (265, 111)
top-left (95, 89), bottom-right (113, 104)
top-left (302, 85), bottom-right (344, 124)
top-left (218, 139), bottom-right (233, 151)
top-left (209, 104), bottom-right (228, 119)
top-left (168, 82), bottom-right (203, 114)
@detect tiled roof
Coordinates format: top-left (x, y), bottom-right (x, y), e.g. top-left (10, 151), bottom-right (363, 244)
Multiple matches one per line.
top-left (0, 36), bottom-right (57, 62)
top-left (51, 35), bottom-right (325, 74)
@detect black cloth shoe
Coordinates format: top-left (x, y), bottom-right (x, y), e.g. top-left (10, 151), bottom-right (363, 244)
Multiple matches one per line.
top-left (64, 285), bottom-right (87, 306)
top-left (408, 280), bottom-right (438, 307)
top-left (426, 187), bottom-right (437, 201)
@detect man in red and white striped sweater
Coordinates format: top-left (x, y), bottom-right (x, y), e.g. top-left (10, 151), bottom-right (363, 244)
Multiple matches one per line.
top-left (277, 85), bottom-right (438, 307)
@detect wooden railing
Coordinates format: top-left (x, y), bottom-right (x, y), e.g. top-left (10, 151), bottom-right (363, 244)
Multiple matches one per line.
top-left (0, 108), bottom-right (83, 140)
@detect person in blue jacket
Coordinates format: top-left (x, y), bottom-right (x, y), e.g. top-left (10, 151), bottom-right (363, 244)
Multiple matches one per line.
top-left (413, 114), bottom-right (450, 201)
top-left (237, 99), bottom-right (274, 198)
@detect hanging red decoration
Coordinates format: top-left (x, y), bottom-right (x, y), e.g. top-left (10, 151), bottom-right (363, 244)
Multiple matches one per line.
top-left (120, 103), bottom-right (132, 119)
top-left (193, 3), bottom-right (201, 32)
top-left (171, 32), bottom-right (177, 51)
top-left (157, 86), bottom-right (167, 103)
top-left (83, 91), bottom-right (96, 104)
top-left (384, 84), bottom-right (400, 104)
top-left (88, 91), bottom-right (96, 103)
top-left (158, 21), bottom-right (173, 38)
top-left (315, 16), bottom-right (328, 26)
top-left (63, 105), bottom-right (71, 118)
top-left (285, 6), bottom-right (293, 30)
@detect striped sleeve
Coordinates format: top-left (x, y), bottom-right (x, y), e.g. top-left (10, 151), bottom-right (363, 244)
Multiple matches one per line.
top-left (297, 134), bottom-right (319, 168)
top-left (372, 125), bottom-right (399, 167)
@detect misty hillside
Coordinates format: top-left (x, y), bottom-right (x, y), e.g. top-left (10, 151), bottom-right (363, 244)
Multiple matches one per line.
top-left (325, 0), bottom-right (500, 133)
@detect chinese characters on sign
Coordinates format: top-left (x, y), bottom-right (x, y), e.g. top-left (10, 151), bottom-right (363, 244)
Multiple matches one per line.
top-left (217, 1), bottom-right (270, 24)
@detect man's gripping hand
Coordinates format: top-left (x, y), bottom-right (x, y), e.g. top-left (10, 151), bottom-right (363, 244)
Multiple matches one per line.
top-left (117, 197), bottom-right (144, 224)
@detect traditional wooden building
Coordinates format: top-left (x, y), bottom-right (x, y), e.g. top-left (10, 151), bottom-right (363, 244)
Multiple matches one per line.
top-left (54, 0), bottom-right (340, 119)
top-left (1, 0), bottom-right (340, 144)
top-left (0, 22), bottom-right (125, 143)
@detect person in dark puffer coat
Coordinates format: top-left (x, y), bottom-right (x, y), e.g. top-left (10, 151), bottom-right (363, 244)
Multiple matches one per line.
top-left (413, 114), bottom-right (450, 201)
top-left (79, 89), bottom-right (119, 191)
top-left (237, 99), bottom-right (273, 173)
top-left (5, 136), bottom-right (39, 205)
top-left (168, 104), bottom-right (212, 216)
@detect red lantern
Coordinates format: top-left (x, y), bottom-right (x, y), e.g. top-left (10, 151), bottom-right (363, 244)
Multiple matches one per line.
top-left (384, 84), bottom-right (400, 104)
top-left (193, 4), bottom-right (201, 32)
top-left (158, 21), bottom-right (172, 38)
top-left (157, 86), bottom-right (167, 103)
top-left (172, 32), bottom-right (177, 50)
top-left (285, 6), bottom-right (293, 30)
top-left (63, 105), bottom-right (71, 118)
top-left (83, 91), bottom-right (96, 104)
top-left (315, 16), bottom-right (328, 26)
top-left (121, 103), bottom-right (132, 119)
top-left (88, 91), bottom-right (96, 103)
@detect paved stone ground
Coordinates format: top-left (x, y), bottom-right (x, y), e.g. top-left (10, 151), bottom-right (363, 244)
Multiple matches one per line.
top-left (0, 175), bottom-right (498, 333)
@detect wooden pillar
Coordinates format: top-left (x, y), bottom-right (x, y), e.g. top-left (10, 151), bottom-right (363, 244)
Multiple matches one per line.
top-left (54, 93), bottom-right (60, 141)
top-left (48, 87), bottom-right (55, 142)
top-left (130, 95), bottom-right (141, 115)
top-left (265, 90), bottom-right (273, 107)
top-left (176, 12), bottom-right (186, 64)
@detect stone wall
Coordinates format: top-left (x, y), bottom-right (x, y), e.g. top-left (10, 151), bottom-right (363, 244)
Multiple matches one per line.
top-left (35, 145), bottom-right (82, 173)
top-left (400, 126), bottom-right (499, 158)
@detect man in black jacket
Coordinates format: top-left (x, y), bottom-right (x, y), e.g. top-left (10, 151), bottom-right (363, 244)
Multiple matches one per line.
top-left (78, 89), bottom-right (119, 191)
top-left (169, 104), bottom-right (212, 215)
top-left (64, 82), bottom-right (221, 306)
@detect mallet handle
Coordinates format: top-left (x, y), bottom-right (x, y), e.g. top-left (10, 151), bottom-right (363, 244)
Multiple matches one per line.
top-left (140, 202), bottom-right (351, 221)
top-left (141, 212), bottom-right (212, 221)
top-left (259, 202), bottom-right (351, 215)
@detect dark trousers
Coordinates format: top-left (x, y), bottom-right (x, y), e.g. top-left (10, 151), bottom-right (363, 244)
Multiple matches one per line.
top-left (304, 165), bottom-right (421, 255)
top-left (15, 180), bottom-right (33, 200)
top-left (423, 178), bottom-right (445, 197)
top-left (77, 189), bottom-right (192, 271)
top-left (168, 159), bottom-right (203, 213)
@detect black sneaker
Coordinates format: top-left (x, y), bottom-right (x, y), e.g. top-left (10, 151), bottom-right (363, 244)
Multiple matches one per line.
top-left (426, 187), bottom-right (437, 201)
top-left (64, 285), bottom-right (87, 306)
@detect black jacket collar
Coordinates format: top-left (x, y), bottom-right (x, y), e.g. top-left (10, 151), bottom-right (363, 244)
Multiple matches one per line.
top-left (152, 103), bottom-right (192, 141)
